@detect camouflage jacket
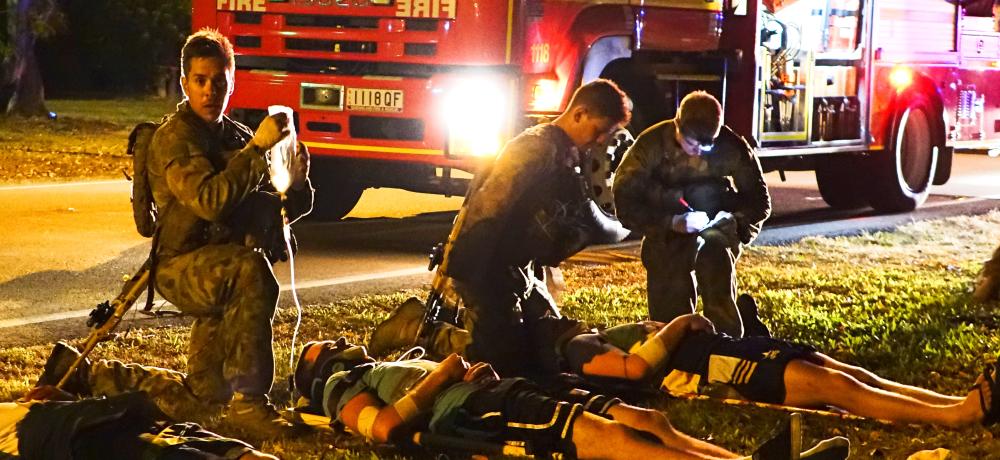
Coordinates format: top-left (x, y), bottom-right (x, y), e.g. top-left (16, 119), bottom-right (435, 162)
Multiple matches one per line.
top-left (148, 102), bottom-right (313, 259)
top-left (445, 123), bottom-right (580, 284)
top-left (612, 119), bottom-right (771, 244)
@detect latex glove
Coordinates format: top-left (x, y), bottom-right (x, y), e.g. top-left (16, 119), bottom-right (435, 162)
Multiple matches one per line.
top-left (671, 211), bottom-right (710, 234)
top-left (251, 113), bottom-right (291, 151)
top-left (713, 210), bottom-right (734, 223)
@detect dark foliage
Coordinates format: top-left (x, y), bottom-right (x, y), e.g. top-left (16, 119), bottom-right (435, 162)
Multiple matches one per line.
top-left (39, 0), bottom-right (190, 96)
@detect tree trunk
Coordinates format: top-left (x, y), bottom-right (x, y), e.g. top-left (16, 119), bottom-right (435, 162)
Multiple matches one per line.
top-left (6, 0), bottom-right (48, 117)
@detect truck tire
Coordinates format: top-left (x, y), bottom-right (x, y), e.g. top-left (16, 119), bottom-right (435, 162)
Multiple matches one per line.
top-left (308, 158), bottom-right (365, 221)
top-left (310, 180), bottom-right (364, 221)
top-left (581, 128), bottom-right (633, 244)
top-left (815, 155), bottom-right (869, 209)
top-left (865, 95), bottom-right (938, 213)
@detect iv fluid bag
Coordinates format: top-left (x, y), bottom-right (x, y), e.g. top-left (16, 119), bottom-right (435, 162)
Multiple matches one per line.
top-left (267, 105), bottom-right (296, 193)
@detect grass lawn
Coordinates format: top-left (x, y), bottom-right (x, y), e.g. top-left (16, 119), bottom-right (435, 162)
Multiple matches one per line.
top-left (0, 98), bottom-right (178, 183)
top-left (2, 212), bottom-right (999, 458)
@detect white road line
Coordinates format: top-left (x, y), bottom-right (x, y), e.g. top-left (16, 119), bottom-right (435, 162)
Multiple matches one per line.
top-left (0, 180), bottom-right (127, 192)
top-left (286, 266), bottom-right (427, 290)
top-left (0, 309), bottom-right (96, 329)
top-left (922, 196), bottom-right (1000, 208)
top-left (0, 265), bottom-right (428, 329)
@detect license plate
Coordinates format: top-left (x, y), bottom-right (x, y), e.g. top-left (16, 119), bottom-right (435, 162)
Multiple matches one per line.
top-left (346, 88), bottom-right (404, 113)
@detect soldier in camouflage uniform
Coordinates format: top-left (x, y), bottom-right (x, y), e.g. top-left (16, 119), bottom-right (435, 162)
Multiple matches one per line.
top-left (27, 342), bottom-right (279, 459)
top-left (370, 80), bottom-right (631, 377)
top-left (106, 30), bottom-right (312, 437)
top-left (613, 91), bottom-right (770, 337)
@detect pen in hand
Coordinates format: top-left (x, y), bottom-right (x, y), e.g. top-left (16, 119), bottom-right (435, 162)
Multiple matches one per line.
top-left (679, 197), bottom-right (695, 212)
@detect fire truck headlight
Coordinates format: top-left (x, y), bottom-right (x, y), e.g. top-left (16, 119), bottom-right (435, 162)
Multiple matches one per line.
top-left (889, 66), bottom-right (913, 91)
top-left (529, 78), bottom-right (562, 112)
top-left (442, 76), bottom-right (513, 157)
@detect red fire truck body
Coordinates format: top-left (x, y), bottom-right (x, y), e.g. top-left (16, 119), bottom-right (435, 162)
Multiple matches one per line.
top-left (193, 0), bottom-right (999, 219)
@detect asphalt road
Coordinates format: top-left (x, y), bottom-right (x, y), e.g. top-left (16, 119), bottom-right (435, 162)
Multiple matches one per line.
top-left (0, 154), bottom-right (997, 345)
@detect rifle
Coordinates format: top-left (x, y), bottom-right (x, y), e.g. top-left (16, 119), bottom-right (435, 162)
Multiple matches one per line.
top-left (56, 260), bottom-right (151, 390)
top-left (414, 198), bottom-right (472, 348)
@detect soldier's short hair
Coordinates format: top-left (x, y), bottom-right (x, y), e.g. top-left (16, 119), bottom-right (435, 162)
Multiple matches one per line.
top-left (180, 29), bottom-right (235, 76)
top-left (567, 79), bottom-right (632, 125)
top-left (676, 91), bottom-right (723, 145)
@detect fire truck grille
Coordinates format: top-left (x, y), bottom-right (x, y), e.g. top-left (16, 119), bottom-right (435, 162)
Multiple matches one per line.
top-left (350, 116), bottom-right (424, 141)
top-left (404, 43), bottom-right (436, 56)
top-left (306, 121), bottom-right (343, 133)
top-left (285, 15), bottom-right (379, 29)
top-left (237, 55), bottom-right (480, 78)
top-left (405, 19), bottom-right (438, 31)
top-left (235, 36), bottom-right (262, 48)
top-left (235, 12), bottom-right (262, 24)
top-left (286, 38), bottom-right (377, 54)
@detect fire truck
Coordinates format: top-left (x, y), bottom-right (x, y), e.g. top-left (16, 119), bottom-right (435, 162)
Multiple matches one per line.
top-left (193, 0), bottom-right (999, 219)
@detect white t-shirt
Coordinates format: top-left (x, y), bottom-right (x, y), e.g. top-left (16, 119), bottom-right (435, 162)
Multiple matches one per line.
top-left (0, 402), bottom-right (32, 456)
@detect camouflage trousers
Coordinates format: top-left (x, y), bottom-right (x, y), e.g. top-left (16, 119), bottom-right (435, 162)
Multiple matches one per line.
top-left (154, 243), bottom-right (279, 403)
top-left (88, 359), bottom-right (224, 424)
top-left (642, 228), bottom-right (744, 337)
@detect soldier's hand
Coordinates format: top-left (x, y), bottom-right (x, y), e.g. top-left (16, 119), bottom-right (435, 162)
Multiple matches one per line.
top-left (671, 211), bottom-right (710, 234)
top-left (289, 141), bottom-right (310, 190)
top-left (685, 314), bottom-right (716, 335)
top-left (251, 113), bottom-right (291, 151)
top-left (464, 362), bottom-right (499, 382)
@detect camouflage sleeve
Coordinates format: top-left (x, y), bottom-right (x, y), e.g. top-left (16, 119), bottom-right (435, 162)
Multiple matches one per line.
top-left (727, 133), bottom-right (771, 244)
top-left (159, 129), bottom-right (269, 223)
top-left (612, 129), bottom-right (686, 234)
top-left (445, 135), bottom-right (557, 282)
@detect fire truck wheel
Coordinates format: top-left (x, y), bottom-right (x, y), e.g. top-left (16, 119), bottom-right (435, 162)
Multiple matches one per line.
top-left (581, 128), bottom-right (632, 244)
top-left (865, 95), bottom-right (938, 213)
top-left (310, 180), bottom-right (365, 221)
top-left (814, 155), bottom-right (869, 209)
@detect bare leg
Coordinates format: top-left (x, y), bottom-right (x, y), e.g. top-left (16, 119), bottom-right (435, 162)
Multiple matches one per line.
top-left (572, 411), bottom-right (743, 460)
top-left (814, 353), bottom-right (963, 405)
top-left (607, 404), bottom-right (740, 459)
top-left (783, 360), bottom-right (983, 427)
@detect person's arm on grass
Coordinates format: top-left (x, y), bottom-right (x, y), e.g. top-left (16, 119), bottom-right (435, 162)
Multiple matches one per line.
top-left (339, 354), bottom-right (469, 443)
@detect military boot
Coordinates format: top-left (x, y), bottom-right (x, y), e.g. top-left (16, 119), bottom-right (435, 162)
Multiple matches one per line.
top-left (369, 297), bottom-right (426, 356)
top-left (737, 293), bottom-right (771, 338)
top-left (37, 341), bottom-right (91, 396)
top-left (226, 393), bottom-right (309, 438)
